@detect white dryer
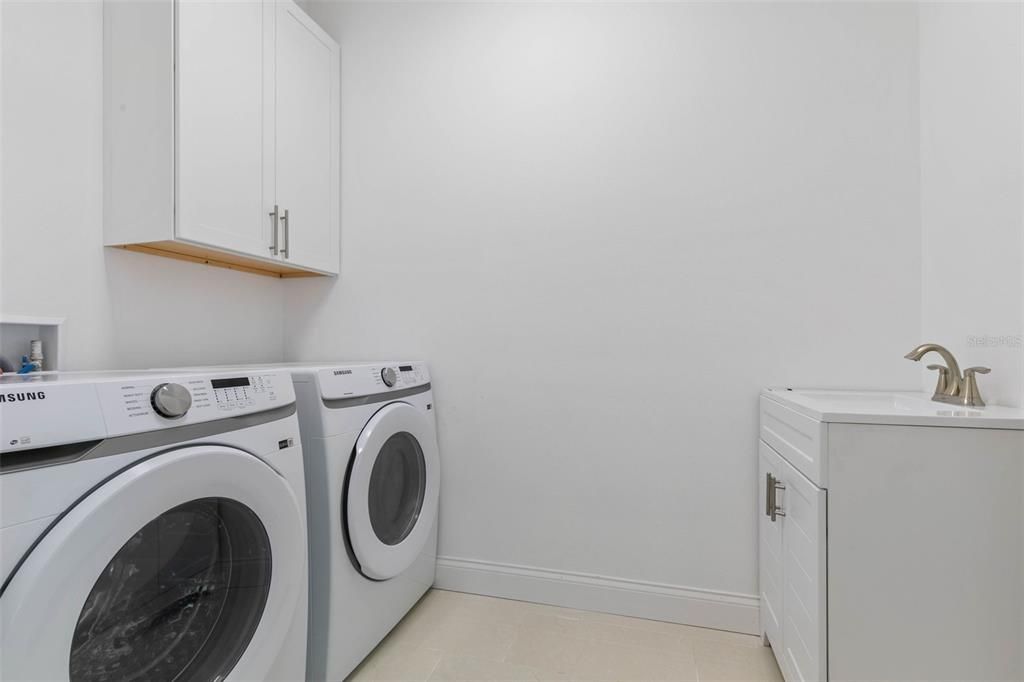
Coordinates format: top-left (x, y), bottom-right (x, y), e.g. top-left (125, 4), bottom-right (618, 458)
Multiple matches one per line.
top-left (0, 369), bottom-right (309, 681)
top-left (290, 362), bottom-right (439, 681)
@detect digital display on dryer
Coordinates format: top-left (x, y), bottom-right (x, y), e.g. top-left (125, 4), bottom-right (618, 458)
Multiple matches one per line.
top-left (399, 366), bottom-right (413, 372)
top-left (211, 377), bottom-right (251, 389)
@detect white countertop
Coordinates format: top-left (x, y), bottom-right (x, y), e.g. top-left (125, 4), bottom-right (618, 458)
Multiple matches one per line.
top-left (762, 388), bottom-right (1024, 430)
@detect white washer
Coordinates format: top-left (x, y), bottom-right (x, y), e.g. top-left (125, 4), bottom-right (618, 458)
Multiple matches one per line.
top-left (288, 362), bottom-right (439, 681)
top-left (0, 369), bottom-right (309, 682)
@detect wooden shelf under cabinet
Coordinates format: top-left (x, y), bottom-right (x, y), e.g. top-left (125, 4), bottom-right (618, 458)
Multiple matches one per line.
top-left (116, 242), bottom-right (325, 279)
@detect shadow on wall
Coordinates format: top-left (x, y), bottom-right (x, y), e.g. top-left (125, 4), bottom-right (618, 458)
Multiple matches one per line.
top-left (100, 249), bottom-right (288, 370)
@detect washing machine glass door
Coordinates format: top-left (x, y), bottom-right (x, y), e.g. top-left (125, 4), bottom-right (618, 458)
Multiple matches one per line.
top-left (347, 402), bottom-right (439, 580)
top-left (0, 445), bottom-right (305, 682)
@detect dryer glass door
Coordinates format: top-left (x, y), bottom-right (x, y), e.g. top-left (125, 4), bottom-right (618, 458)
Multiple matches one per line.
top-left (347, 402), bottom-right (439, 580)
top-left (0, 446), bottom-right (306, 682)
top-left (368, 431), bottom-right (426, 546)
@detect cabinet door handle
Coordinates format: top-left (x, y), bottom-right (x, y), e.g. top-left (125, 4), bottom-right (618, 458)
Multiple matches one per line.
top-left (269, 204), bottom-right (280, 255)
top-left (281, 208), bottom-right (290, 258)
top-left (769, 474), bottom-right (786, 522)
top-left (765, 473), bottom-right (773, 517)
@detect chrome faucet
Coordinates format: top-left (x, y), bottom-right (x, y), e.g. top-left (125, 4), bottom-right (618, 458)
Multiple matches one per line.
top-left (904, 343), bottom-right (990, 407)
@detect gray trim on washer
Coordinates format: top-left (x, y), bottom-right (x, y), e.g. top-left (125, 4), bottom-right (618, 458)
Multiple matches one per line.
top-left (322, 383), bottom-right (431, 409)
top-left (0, 403), bottom-right (297, 474)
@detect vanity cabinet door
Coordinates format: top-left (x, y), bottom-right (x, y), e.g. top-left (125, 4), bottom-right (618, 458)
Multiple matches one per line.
top-left (758, 443), bottom-right (785, 654)
top-left (175, 0), bottom-right (275, 259)
top-left (273, 0), bottom-right (340, 274)
top-left (777, 451), bottom-right (827, 682)
top-left (760, 440), bottom-right (827, 682)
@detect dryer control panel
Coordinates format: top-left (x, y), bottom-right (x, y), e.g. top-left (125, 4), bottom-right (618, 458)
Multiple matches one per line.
top-left (317, 362), bottom-right (430, 400)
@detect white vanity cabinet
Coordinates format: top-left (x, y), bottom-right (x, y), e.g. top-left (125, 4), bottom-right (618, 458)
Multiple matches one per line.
top-left (104, 0), bottom-right (339, 278)
top-left (759, 389), bottom-right (1024, 682)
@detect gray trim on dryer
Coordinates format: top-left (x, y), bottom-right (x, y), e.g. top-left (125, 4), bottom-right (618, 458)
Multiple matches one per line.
top-left (322, 383), bottom-right (431, 409)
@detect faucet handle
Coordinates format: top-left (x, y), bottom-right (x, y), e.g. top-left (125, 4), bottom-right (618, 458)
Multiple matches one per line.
top-left (961, 367), bottom-right (990, 407)
top-left (925, 364), bottom-right (951, 398)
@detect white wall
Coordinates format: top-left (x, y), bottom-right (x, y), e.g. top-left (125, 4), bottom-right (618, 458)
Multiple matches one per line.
top-left (0, 1), bottom-right (285, 371)
top-left (288, 1), bottom-right (922, 628)
top-left (919, 2), bottom-right (1024, 408)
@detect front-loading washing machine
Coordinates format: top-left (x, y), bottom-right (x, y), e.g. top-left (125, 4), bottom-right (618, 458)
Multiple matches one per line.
top-left (289, 361), bottom-right (439, 681)
top-left (0, 369), bottom-right (309, 681)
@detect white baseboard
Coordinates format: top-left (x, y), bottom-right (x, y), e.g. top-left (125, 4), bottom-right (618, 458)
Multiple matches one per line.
top-left (434, 556), bottom-right (759, 635)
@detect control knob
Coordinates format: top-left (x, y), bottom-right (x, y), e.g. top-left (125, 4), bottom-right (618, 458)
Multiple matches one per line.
top-left (380, 367), bottom-right (397, 387)
top-left (151, 383), bottom-right (192, 419)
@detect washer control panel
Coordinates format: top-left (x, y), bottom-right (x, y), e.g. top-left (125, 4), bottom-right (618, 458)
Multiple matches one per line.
top-left (0, 370), bottom-right (296, 452)
top-left (98, 371), bottom-right (294, 437)
top-left (210, 374), bottom-right (278, 411)
top-left (318, 362), bottom-right (430, 400)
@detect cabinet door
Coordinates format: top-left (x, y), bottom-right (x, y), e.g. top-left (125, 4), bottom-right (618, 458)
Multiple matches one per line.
top-left (777, 453), bottom-right (827, 682)
top-left (758, 442), bottom-right (785, 654)
top-left (274, 1), bottom-right (340, 274)
top-left (176, 0), bottom-right (275, 258)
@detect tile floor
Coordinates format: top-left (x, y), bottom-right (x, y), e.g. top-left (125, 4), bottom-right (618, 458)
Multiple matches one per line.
top-left (348, 589), bottom-right (784, 681)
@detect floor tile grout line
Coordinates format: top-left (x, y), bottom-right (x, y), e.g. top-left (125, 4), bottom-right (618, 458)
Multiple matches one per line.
top-left (423, 650), bottom-right (443, 682)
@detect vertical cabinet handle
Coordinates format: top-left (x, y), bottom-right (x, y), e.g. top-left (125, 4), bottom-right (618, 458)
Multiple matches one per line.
top-left (281, 208), bottom-right (290, 258)
top-left (767, 473), bottom-right (786, 522)
top-left (268, 204), bottom-right (280, 255)
top-left (765, 473), bottom-right (773, 517)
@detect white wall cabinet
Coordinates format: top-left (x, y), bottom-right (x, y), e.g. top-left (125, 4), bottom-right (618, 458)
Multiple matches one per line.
top-left (759, 391), bottom-right (1024, 681)
top-left (104, 0), bottom-right (339, 278)
top-left (273, 1), bottom-right (340, 274)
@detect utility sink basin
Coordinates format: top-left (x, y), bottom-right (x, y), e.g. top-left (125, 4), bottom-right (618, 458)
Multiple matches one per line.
top-left (786, 389), bottom-right (925, 407)
top-left (762, 387), bottom-right (1024, 429)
